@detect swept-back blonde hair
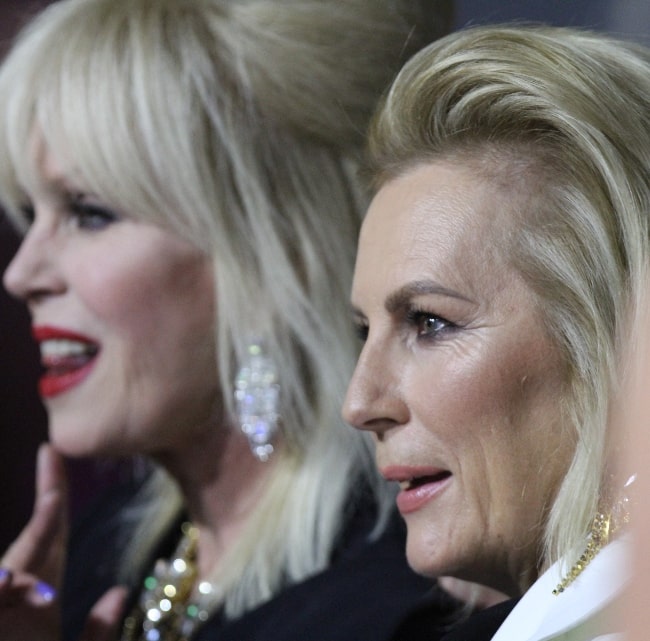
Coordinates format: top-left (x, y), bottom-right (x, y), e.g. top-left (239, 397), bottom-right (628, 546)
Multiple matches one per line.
top-left (0, 0), bottom-right (452, 617)
top-left (366, 25), bottom-right (650, 580)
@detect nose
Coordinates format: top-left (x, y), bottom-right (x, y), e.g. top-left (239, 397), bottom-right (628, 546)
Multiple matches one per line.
top-left (3, 219), bottom-right (64, 303)
top-left (342, 338), bottom-right (408, 438)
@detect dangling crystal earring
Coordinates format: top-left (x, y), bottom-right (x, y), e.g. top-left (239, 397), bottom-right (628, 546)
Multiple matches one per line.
top-left (234, 342), bottom-right (280, 462)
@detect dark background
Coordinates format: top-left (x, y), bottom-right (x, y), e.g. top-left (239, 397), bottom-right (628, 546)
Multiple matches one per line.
top-left (1, 0), bottom-right (52, 554)
top-left (454, 0), bottom-right (649, 44)
top-left (1, 0), bottom-right (648, 551)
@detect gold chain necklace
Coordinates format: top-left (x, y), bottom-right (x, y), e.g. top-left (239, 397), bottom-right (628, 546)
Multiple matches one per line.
top-left (120, 523), bottom-right (221, 641)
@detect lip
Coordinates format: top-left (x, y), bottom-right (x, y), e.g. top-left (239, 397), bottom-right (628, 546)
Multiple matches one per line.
top-left (32, 326), bottom-right (98, 343)
top-left (381, 465), bottom-right (452, 515)
top-left (32, 325), bottom-right (100, 398)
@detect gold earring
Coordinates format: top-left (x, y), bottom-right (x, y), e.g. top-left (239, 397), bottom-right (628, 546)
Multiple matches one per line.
top-left (552, 474), bottom-right (635, 596)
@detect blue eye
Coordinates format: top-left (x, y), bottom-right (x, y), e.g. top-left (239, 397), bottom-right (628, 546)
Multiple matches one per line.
top-left (407, 309), bottom-right (453, 339)
top-left (70, 201), bottom-right (119, 231)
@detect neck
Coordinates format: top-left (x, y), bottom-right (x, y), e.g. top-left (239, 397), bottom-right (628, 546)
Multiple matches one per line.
top-left (153, 420), bottom-right (278, 579)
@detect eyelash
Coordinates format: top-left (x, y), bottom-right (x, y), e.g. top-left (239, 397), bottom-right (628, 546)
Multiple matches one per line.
top-left (406, 307), bottom-right (456, 342)
top-left (352, 309), bottom-right (455, 344)
top-left (18, 198), bottom-right (119, 231)
top-left (69, 200), bottom-right (119, 230)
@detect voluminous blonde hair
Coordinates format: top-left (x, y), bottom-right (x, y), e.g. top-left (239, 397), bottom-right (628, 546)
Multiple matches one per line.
top-left (0, 0), bottom-right (452, 617)
top-left (366, 24), bottom-right (650, 580)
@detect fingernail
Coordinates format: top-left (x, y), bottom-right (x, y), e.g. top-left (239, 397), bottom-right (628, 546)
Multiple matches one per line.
top-left (0, 568), bottom-right (10, 581)
top-left (35, 580), bottom-right (56, 602)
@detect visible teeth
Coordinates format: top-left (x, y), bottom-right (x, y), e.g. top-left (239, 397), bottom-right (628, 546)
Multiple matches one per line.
top-left (399, 480), bottom-right (412, 491)
top-left (40, 339), bottom-right (96, 358)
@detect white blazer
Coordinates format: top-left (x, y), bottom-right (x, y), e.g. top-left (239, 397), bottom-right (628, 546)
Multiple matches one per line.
top-left (490, 537), bottom-right (630, 641)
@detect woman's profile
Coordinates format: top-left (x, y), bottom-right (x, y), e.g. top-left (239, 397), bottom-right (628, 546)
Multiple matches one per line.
top-left (0, 1), bottom-right (455, 640)
top-left (344, 24), bottom-right (650, 641)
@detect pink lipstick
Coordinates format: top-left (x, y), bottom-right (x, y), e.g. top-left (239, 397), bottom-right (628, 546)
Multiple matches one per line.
top-left (32, 326), bottom-right (100, 398)
top-left (382, 466), bottom-right (452, 515)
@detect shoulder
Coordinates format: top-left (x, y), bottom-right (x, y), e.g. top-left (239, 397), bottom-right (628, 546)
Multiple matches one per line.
top-left (490, 537), bottom-right (630, 641)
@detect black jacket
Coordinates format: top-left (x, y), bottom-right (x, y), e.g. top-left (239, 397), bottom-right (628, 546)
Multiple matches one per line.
top-left (389, 596), bottom-right (519, 641)
top-left (63, 476), bottom-right (460, 641)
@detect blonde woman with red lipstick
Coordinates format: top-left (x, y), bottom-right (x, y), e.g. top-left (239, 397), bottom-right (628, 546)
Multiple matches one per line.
top-left (343, 25), bottom-right (650, 641)
top-left (0, 1), bottom-right (457, 640)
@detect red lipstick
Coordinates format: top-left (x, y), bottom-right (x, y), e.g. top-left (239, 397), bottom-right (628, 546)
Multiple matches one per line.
top-left (32, 326), bottom-right (100, 398)
top-left (382, 466), bottom-right (452, 515)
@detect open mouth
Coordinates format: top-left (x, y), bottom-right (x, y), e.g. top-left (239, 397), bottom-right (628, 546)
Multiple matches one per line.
top-left (40, 338), bottom-right (99, 374)
top-left (399, 471), bottom-right (452, 491)
top-left (394, 470), bottom-right (452, 514)
top-left (33, 330), bottom-right (101, 398)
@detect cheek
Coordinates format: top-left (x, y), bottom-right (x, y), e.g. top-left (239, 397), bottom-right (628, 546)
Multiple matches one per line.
top-left (442, 344), bottom-right (568, 511)
top-left (412, 347), bottom-right (507, 436)
top-left (412, 342), bottom-right (556, 461)
top-left (70, 250), bottom-right (155, 331)
top-left (72, 246), bottom-right (214, 342)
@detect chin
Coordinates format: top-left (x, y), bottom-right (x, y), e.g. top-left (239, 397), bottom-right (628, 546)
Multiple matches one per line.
top-left (48, 419), bottom-right (116, 459)
top-left (405, 530), bottom-right (447, 579)
top-left (48, 436), bottom-right (95, 459)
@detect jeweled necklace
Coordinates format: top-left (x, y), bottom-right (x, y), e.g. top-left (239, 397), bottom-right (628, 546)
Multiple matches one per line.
top-left (120, 522), bottom-right (222, 641)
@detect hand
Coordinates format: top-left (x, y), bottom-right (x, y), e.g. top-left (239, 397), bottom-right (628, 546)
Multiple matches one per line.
top-left (77, 585), bottom-right (129, 641)
top-left (3, 443), bottom-right (69, 588)
top-left (0, 570), bottom-right (127, 641)
top-left (0, 443), bottom-right (68, 640)
top-left (0, 444), bottom-right (128, 641)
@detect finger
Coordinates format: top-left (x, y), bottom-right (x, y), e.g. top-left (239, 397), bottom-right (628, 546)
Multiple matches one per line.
top-left (0, 575), bottom-right (61, 640)
top-left (3, 444), bottom-right (67, 569)
top-left (35, 443), bottom-right (69, 512)
top-left (0, 570), bottom-right (58, 612)
top-left (0, 568), bottom-right (11, 586)
top-left (78, 586), bottom-right (128, 641)
top-left (32, 580), bottom-right (57, 605)
top-left (2, 444), bottom-right (69, 586)
top-left (19, 577), bottom-right (58, 607)
top-left (0, 568), bottom-right (13, 606)
top-left (32, 444), bottom-right (69, 585)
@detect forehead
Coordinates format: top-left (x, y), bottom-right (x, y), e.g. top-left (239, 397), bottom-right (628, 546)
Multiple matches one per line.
top-left (18, 135), bottom-right (85, 200)
top-left (355, 160), bottom-right (522, 295)
top-left (32, 136), bottom-right (67, 180)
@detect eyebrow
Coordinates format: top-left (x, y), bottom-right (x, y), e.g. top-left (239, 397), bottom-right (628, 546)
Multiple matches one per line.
top-left (384, 280), bottom-right (472, 314)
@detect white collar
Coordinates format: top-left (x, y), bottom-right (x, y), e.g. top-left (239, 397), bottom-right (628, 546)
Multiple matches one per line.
top-left (490, 536), bottom-right (631, 641)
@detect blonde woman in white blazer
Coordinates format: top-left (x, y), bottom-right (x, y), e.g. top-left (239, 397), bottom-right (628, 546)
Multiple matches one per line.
top-left (344, 24), bottom-right (648, 641)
